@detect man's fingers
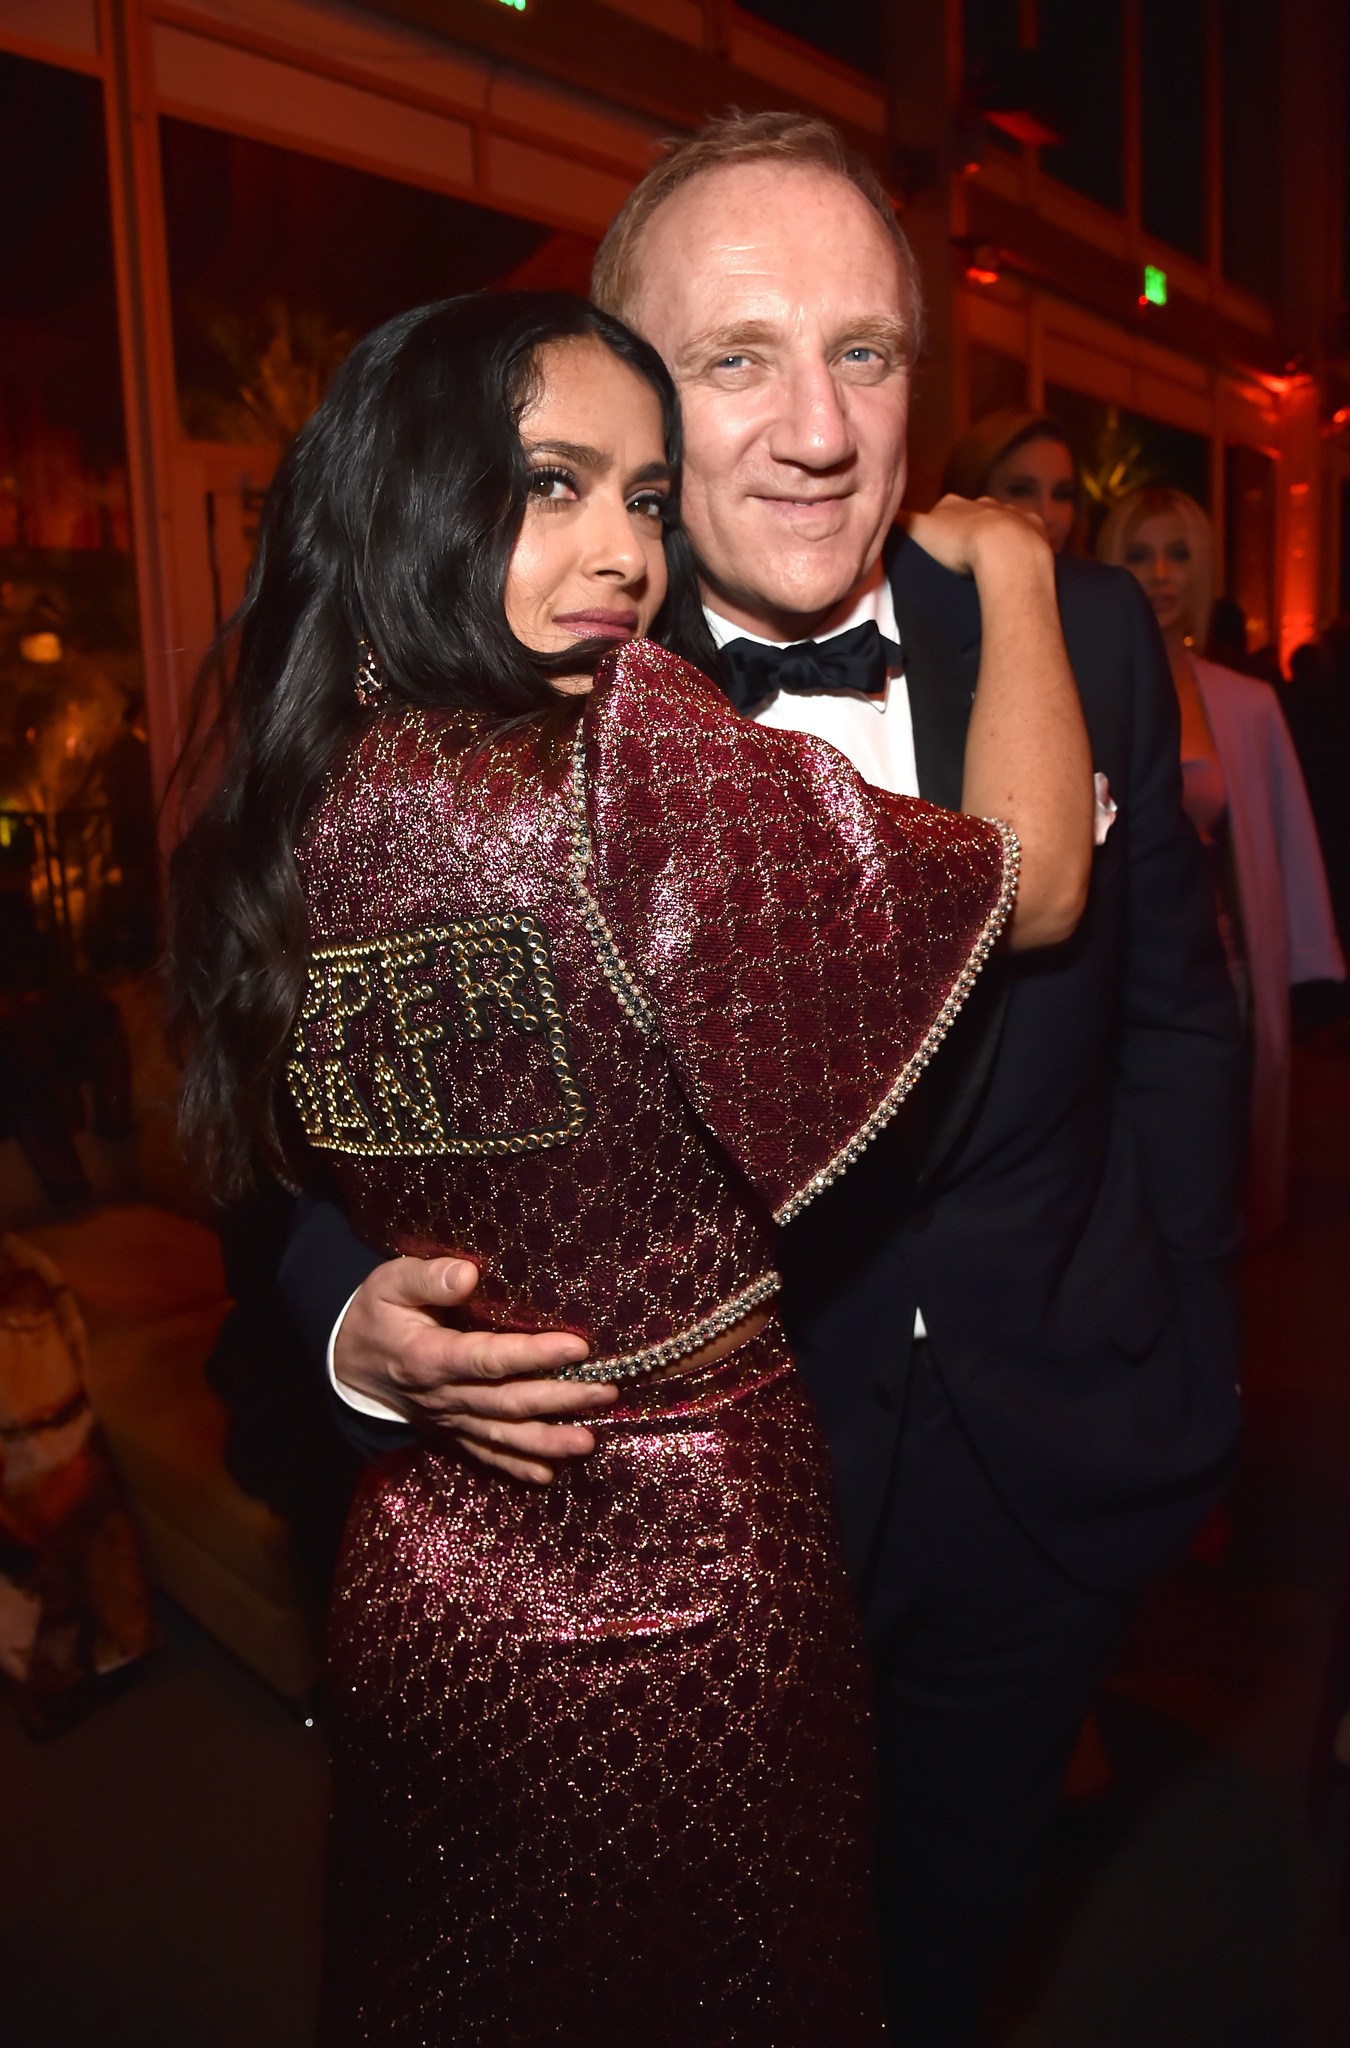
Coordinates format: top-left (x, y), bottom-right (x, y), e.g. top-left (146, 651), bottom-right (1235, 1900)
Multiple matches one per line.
top-left (454, 1376), bottom-right (616, 1422)
top-left (370, 1259), bottom-right (592, 1379)
top-left (413, 1378), bottom-right (614, 1423)
top-left (416, 1325), bottom-right (593, 1384)
top-left (378, 1254), bottom-right (480, 1309)
top-left (448, 1415), bottom-right (602, 1463)
top-left (456, 1440), bottom-right (558, 1485)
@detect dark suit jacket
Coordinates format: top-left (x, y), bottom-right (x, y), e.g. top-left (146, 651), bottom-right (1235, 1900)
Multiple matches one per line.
top-left (279, 534), bottom-right (1245, 1600)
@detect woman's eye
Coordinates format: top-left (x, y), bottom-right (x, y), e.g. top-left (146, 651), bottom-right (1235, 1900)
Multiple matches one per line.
top-left (1167, 544), bottom-right (1191, 563)
top-left (1003, 479), bottom-right (1035, 499)
top-left (529, 469), bottom-right (576, 502)
top-left (1124, 546), bottom-right (1150, 565)
top-left (628, 492), bottom-right (668, 522)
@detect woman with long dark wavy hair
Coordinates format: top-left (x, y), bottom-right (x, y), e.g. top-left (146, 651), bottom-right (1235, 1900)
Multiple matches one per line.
top-left (167, 290), bottom-right (1090, 2045)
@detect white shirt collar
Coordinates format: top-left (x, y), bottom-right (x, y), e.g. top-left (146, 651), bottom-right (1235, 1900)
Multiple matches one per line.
top-left (703, 564), bottom-right (901, 658)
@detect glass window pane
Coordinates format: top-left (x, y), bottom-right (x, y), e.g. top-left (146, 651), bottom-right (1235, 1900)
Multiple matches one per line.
top-left (1221, 0), bottom-right (1279, 301)
top-left (968, 345), bottom-right (1028, 420)
top-left (1038, 0), bottom-right (1124, 214)
top-left (964, 0), bottom-right (1020, 75)
top-left (1141, 0), bottom-right (1207, 260)
top-left (1045, 383), bottom-right (1210, 549)
top-left (1225, 442), bottom-right (1277, 649)
top-left (735, 0), bottom-right (884, 77)
top-left (963, 0), bottom-right (1031, 155)
top-left (0, 49), bottom-right (156, 987)
top-left (159, 120), bottom-right (587, 448)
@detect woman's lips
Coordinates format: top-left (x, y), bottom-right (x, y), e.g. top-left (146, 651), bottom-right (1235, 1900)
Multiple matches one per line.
top-left (555, 609), bottom-right (639, 638)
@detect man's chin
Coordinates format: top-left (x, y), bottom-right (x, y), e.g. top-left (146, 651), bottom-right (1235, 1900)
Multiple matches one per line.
top-left (698, 537), bottom-right (884, 632)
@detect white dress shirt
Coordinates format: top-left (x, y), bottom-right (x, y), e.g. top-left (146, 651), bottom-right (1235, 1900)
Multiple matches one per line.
top-left (705, 566), bottom-right (919, 799)
top-left (330, 572), bottom-right (928, 1417)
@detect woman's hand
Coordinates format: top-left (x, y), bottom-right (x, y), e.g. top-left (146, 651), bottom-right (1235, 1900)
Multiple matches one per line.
top-left (902, 495), bottom-right (1051, 581)
top-left (903, 496), bottom-right (1093, 954)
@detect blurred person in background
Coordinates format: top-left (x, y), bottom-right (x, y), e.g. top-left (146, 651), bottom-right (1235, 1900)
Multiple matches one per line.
top-left (1205, 594), bottom-right (1253, 673)
top-left (1284, 617), bottom-right (1350, 960)
top-left (1099, 487), bottom-right (1344, 1235)
top-left (942, 408), bottom-right (1080, 555)
top-left (1287, 640), bottom-right (1325, 690)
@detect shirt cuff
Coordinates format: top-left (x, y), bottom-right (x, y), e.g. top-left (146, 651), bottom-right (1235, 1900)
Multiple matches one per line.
top-left (327, 1287), bottom-right (409, 1422)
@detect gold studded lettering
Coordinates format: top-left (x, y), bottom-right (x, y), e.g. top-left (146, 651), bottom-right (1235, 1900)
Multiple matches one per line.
top-left (323, 1060), bottom-right (381, 1149)
top-left (288, 912), bottom-right (589, 1159)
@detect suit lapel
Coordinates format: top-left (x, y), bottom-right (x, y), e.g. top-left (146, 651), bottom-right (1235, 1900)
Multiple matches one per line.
top-left (884, 527), bottom-right (1008, 1194)
top-left (886, 526), bottom-right (980, 810)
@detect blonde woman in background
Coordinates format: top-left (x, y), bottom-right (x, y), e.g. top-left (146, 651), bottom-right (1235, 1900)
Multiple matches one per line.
top-left (942, 408), bottom-right (1080, 555)
top-left (1099, 486), bottom-right (1343, 1236)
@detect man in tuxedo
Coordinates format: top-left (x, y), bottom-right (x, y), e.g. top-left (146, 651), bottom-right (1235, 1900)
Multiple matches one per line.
top-left (279, 114), bottom-right (1243, 2043)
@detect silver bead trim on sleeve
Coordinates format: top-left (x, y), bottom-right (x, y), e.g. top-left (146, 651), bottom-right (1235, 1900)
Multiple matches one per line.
top-left (568, 724), bottom-right (661, 1039)
top-left (772, 818), bottom-right (1021, 1226)
top-left (552, 1269), bottom-right (781, 1382)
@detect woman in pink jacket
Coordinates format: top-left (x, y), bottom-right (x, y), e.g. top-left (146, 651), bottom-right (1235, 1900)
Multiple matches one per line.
top-left (1099, 486), bottom-right (1343, 1236)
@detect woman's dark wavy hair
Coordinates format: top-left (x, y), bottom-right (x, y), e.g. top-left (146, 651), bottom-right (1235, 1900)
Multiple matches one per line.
top-left (166, 290), bottom-right (719, 1200)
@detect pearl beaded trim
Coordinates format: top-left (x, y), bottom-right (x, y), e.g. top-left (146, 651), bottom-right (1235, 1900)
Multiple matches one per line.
top-left (553, 1269), bottom-right (782, 1382)
top-left (773, 819), bottom-right (1021, 1225)
top-left (568, 727), bottom-right (661, 1039)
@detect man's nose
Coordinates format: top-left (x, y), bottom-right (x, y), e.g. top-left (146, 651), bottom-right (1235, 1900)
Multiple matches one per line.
top-left (767, 359), bottom-right (856, 470)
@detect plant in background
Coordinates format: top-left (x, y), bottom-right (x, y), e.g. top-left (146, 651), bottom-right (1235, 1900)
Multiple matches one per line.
top-left (179, 299), bottom-right (355, 447)
top-left (1079, 405), bottom-right (1161, 526)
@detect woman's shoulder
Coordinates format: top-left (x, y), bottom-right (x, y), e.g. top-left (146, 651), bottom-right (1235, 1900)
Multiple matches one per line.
top-left (583, 636), bottom-right (850, 783)
top-left (321, 703), bottom-right (522, 795)
top-left (585, 637), bottom-right (731, 735)
top-left (1193, 659), bottom-right (1299, 800)
top-left (299, 704), bottom-right (539, 865)
top-left (1193, 655), bottom-right (1281, 713)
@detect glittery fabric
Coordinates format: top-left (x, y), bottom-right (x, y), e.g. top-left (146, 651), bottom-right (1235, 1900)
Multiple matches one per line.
top-left (580, 646), bottom-right (1017, 1227)
top-left (291, 641), bottom-right (1014, 2045)
top-left (290, 642), bottom-right (1011, 1376)
top-left (321, 1327), bottom-right (882, 2047)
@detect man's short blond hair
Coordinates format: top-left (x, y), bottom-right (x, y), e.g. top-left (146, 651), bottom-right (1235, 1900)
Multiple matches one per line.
top-left (591, 110), bottom-right (925, 360)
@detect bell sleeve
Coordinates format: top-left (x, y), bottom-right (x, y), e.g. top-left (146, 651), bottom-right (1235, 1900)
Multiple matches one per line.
top-left (573, 640), bottom-right (1018, 1223)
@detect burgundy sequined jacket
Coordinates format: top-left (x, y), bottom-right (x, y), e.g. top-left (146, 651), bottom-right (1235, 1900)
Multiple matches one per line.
top-left (287, 642), bottom-right (1015, 1382)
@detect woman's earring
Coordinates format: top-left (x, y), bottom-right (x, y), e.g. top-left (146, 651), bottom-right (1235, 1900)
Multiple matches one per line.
top-left (354, 636), bottom-right (388, 708)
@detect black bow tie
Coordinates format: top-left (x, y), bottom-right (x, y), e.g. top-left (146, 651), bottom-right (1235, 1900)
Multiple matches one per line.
top-left (718, 618), bottom-right (904, 714)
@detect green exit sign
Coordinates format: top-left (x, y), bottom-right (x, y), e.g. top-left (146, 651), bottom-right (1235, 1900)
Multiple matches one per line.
top-left (1141, 264), bottom-right (1168, 307)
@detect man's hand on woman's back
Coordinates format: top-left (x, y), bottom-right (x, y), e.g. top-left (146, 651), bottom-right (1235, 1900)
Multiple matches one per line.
top-left (335, 1257), bottom-right (614, 1484)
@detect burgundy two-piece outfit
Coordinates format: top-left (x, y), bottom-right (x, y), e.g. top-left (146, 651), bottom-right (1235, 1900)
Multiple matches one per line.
top-left (288, 642), bottom-right (1014, 2046)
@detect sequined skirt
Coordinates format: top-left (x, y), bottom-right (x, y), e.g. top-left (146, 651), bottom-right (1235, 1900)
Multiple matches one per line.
top-left (319, 1322), bottom-right (883, 2046)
